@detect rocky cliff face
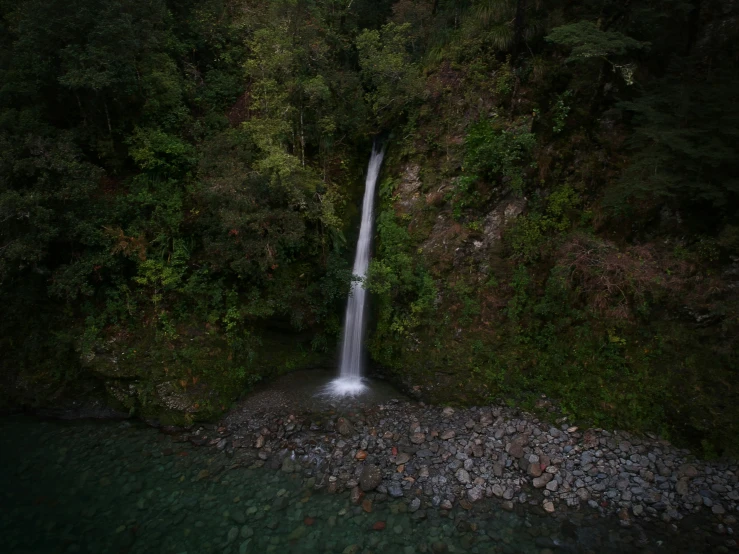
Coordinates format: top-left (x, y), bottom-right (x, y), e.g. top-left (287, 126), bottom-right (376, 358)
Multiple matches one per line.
top-left (366, 57), bottom-right (739, 457)
top-left (1, 316), bottom-right (326, 424)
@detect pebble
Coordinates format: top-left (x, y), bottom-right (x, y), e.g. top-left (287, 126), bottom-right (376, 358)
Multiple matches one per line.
top-left (212, 395), bottom-right (739, 527)
top-left (468, 486), bottom-right (484, 502)
top-left (395, 453), bottom-right (411, 465)
top-left (410, 432), bottom-right (426, 444)
top-left (455, 469), bottom-right (471, 484)
top-left (18, 408), bottom-right (736, 554)
top-left (360, 464), bottom-right (383, 492)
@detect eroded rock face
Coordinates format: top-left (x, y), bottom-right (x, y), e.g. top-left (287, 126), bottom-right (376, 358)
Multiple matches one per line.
top-left (481, 196), bottom-right (527, 252)
top-left (155, 381), bottom-right (201, 413)
top-left (81, 334), bottom-right (141, 379)
top-left (105, 379), bottom-right (202, 416)
top-left (78, 325), bottom-right (234, 421)
top-left (416, 193), bottom-right (526, 281)
top-left (71, 322), bottom-right (325, 424)
top-left (105, 381), bottom-right (138, 410)
top-left (397, 164), bottom-right (422, 212)
top-left (421, 214), bottom-right (467, 266)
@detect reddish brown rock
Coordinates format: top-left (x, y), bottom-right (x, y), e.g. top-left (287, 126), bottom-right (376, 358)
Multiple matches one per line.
top-left (350, 486), bottom-right (363, 505)
top-left (583, 430), bottom-right (599, 449)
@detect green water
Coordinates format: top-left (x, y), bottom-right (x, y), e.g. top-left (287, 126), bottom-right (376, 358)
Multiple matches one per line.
top-left (0, 416), bottom-right (716, 554)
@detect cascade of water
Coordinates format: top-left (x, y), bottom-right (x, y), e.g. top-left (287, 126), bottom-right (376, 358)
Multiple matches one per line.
top-left (326, 142), bottom-right (385, 396)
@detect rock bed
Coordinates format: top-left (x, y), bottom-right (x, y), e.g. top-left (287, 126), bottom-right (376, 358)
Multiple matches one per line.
top-left (4, 414), bottom-right (716, 554)
top-left (200, 398), bottom-right (738, 535)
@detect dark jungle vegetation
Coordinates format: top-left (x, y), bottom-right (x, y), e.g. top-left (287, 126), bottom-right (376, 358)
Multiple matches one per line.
top-left (1, 0), bottom-right (737, 455)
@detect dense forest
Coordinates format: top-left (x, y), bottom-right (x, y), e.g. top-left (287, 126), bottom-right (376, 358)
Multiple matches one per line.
top-left (1, 0), bottom-right (737, 456)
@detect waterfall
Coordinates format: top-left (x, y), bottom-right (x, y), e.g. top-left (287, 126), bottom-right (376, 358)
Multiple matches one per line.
top-left (327, 142), bottom-right (385, 396)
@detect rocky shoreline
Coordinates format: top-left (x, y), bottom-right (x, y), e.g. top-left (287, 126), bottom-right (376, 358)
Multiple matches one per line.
top-left (166, 392), bottom-right (737, 546)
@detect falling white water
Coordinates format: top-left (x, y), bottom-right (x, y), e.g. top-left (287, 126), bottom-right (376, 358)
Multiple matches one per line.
top-left (325, 142), bottom-right (385, 397)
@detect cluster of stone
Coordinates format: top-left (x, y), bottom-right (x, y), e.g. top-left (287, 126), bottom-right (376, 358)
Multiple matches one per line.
top-left (181, 399), bottom-right (737, 531)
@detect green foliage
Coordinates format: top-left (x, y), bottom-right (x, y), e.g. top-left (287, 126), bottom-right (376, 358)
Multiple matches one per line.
top-left (133, 240), bottom-right (189, 316)
top-left (357, 22), bottom-right (424, 128)
top-left (129, 128), bottom-right (196, 174)
top-left (494, 57), bottom-right (515, 98)
top-left (507, 215), bottom-right (547, 262)
top-left (1, 0), bottom-right (737, 455)
top-left (546, 21), bottom-right (648, 75)
top-left (0, 0), bottom-right (375, 418)
top-left (449, 116), bottom-right (536, 218)
top-left (505, 264), bottom-right (532, 323)
top-left (470, 0), bottom-right (553, 53)
top-left (551, 90), bottom-right (572, 134)
top-left (366, 210), bottom-right (437, 361)
top-left (463, 117), bottom-right (536, 193)
top-left (546, 20), bottom-right (653, 87)
top-left (606, 66), bottom-right (739, 213)
top-left (507, 185), bottom-right (580, 261)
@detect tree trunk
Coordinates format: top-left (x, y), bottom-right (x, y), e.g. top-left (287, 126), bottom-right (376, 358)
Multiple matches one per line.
top-left (300, 110), bottom-right (305, 167)
top-left (513, 0), bottom-right (527, 57)
top-left (685, 0), bottom-right (704, 55)
top-left (103, 99), bottom-right (112, 136)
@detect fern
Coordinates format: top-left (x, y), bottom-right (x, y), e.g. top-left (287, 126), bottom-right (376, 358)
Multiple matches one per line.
top-left (546, 21), bottom-right (649, 63)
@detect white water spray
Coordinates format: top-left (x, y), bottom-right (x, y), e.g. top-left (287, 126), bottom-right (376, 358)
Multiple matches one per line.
top-left (325, 142), bottom-right (385, 396)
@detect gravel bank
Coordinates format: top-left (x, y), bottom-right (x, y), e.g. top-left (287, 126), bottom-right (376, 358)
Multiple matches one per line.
top-left (173, 391), bottom-right (738, 541)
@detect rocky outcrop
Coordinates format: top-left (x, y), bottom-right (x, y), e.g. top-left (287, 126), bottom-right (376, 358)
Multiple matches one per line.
top-left (480, 196), bottom-right (527, 252)
top-left (396, 163), bottom-right (422, 212)
top-left (69, 324), bottom-right (326, 424)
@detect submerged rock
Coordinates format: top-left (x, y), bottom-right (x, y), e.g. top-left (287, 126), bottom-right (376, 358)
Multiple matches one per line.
top-left (468, 486), bottom-right (484, 503)
top-left (337, 417), bottom-right (353, 436)
top-left (360, 464), bottom-right (383, 492)
top-left (409, 498), bottom-right (421, 512)
top-left (388, 483), bottom-right (404, 498)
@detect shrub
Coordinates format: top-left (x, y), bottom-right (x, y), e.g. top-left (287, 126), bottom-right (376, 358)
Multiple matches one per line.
top-left (463, 117), bottom-right (536, 194)
top-left (557, 234), bottom-right (686, 319)
top-left (507, 185), bottom-right (581, 261)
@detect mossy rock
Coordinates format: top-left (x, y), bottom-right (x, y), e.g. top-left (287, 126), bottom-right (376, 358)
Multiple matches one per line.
top-left (82, 321), bottom-right (328, 423)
